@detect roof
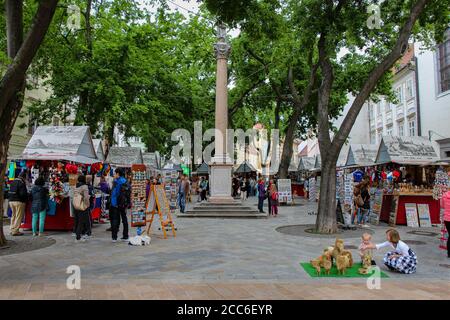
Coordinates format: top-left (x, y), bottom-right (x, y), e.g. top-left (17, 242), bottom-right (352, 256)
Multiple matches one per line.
top-left (375, 136), bottom-right (441, 165)
top-left (106, 147), bottom-right (143, 167)
top-left (234, 161), bottom-right (257, 173)
top-left (298, 157), bottom-right (315, 171)
top-left (92, 139), bottom-right (105, 162)
top-left (336, 146), bottom-right (349, 168)
top-left (196, 162), bottom-right (209, 175)
top-left (314, 154), bottom-right (321, 170)
top-left (20, 126), bottom-right (99, 164)
top-left (345, 144), bottom-right (378, 167)
top-left (143, 152), bottom-right (159, 169)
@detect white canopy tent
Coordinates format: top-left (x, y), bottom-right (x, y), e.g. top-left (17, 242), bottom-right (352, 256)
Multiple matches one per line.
top-left (20, 126), bottom-right (99, 164)
top-left (92, 139), bottom-right (105, 162)
top-left (106, 146), bottom-right (144, 167)
top-left (375, 136), bottom-right (441, 166)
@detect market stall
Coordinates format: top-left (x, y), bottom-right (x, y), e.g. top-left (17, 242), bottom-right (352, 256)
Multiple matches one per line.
top-left (92, 139), bottom-right (105, 162)
top-left (374, 136), bottom-right (442, 226)
top-left (19, 126), bottom-right (100, 231)
top-left (234, 160), bottom-right (257, 175)
top-left (106, 146), bottom-right (144, 168)
top-left (143, 152), bottom-right (160, 179)
top-left (295, 157), bottom-right (315, 197)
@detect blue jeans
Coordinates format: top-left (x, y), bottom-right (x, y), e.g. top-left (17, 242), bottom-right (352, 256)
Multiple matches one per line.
top-left (258, 197), bottom-right (265, 212)
top-left (32, 210), bottom-right (46, 234)
top-left (358, 208), bottom-right (369, 224)
top-left (178, 192), bottom-right (186, 213)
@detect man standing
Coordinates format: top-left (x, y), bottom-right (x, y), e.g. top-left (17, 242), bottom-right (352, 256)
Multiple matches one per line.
top-left (8, 171), bottom-right (28, 236)
top-left (110, 168), bottom-right (130, 243)
top-left (177, 175), bottom-right (189, 213)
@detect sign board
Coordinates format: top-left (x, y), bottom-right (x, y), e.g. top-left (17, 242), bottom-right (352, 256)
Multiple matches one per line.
top-left (369, 188), bottom-right (383, 225)
top-left (277, 179), bottom-right (292, 204)
top-left (405, 203), bottom-right (419, 228)
top-left (144, 184), bottom-right (176, 239)
top-left (417, 204), bottom-right (432, 227)
top-left (131, 164), bottom-right (147, 227)
top-left (389, 195), bottom-right (400, 226)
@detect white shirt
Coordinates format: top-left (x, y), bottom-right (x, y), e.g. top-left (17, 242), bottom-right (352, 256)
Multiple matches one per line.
top-left (376, 240), bottom-right (410, 256)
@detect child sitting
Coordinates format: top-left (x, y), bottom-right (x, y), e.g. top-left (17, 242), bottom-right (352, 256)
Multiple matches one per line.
top-left (358, 233), bottom-right (376, 265)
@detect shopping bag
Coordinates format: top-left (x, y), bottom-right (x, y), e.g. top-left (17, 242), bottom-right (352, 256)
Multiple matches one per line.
top-left (47, 199), bottom-right (57, 216)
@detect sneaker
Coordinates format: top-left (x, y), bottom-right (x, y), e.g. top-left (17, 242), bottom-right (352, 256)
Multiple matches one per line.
top-left (121, 237), bottom-right (129, 242)
top-left (112, 239), bottom-right (117, 243)
top-left (82, 235), bottom-right (89, 241)
top-left (32, 233), bottom-right (38, 237)
top-left (72, 233), bottom-right (76, 237)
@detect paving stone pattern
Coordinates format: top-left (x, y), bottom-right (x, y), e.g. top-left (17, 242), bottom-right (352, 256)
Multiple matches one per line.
top-left (1, 197), bottom-right (449, 300)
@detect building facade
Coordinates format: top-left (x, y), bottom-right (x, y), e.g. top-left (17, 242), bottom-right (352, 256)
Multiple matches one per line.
top-left (367, 45), bottom-right (419, 145)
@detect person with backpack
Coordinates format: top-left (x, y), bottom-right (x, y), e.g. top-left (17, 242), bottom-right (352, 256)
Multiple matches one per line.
top-left (110, 168), bottom-right (130, 243)
top-left (8, 171), bottom-right (29, 236)
top-left (73, 175), bottom-right (91, 242)
top-left (30, 176), bottom-right (49, 237)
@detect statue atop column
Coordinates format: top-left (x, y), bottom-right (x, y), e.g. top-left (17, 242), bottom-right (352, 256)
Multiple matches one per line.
top-left (214, 22), bottom-right (231, 60)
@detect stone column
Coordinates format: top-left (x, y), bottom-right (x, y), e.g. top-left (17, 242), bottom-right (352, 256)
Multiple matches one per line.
top-left (209, 23), bottom-right (234, 203)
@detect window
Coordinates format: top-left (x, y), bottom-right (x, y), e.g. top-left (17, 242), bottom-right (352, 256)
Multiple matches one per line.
top-left (406, 79), bottom-right (415, 99)
top-left (437, 29), bottom-right (450, 94)
top-left (385, 101), bottom-right (392, 113)
top-left (398, 122), bottom-right (404, 136)
top-left (408, 118), bottom-right (416, 136)
top-left (395, 86), bottom-right (404, 104)
top-left (386, 125), bottom-right (393, 136)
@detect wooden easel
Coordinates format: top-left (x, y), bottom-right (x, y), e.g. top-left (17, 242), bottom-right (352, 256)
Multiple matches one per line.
top-left (144, 185), bottom-right (176, 239)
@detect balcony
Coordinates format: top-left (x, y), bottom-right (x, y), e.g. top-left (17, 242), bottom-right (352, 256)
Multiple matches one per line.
top-left (386, 111), bottom-right (393, 125)
top-left (407, 102), bottom-right (416, 116)
top-left (396, 106), bottom-right (405, 119)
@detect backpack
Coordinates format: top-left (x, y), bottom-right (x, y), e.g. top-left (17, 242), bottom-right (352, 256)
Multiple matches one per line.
top-left (117, 182), bottom-right (131, 209)
top-left (271, 191), bottom-right (278, 201)
top-left (73, 187), bottom-right (89, 211)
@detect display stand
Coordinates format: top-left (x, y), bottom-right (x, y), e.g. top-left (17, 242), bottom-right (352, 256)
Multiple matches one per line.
top-left (144, 184), bottom-right (176, 239)
top-left (131, 164), bottom-right (147, 227)
top-left (277, 179), bottom-right (293, 205)
top-left (433, 168), bottom-right (449, 250)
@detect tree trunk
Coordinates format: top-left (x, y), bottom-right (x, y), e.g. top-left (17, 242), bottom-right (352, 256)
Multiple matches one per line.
top-left (0, 0), bottom-right (58, 245)
top-left (315, 161), bottom-right (337, 233)
top-left (278, 108), bottom-right (300, 179)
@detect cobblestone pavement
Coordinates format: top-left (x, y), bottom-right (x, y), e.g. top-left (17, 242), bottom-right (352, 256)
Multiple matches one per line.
top-left (1, 197), bottom-right (449, 300)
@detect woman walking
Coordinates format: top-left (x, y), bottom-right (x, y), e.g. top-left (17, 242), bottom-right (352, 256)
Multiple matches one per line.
top-left (31, 177), bottom-right (49, 237)
top-left (440, 189), bottom-right (450, 258)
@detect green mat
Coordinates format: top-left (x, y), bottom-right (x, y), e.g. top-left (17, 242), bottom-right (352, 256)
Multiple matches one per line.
top-left (300, 262), bottom-right (389, 278)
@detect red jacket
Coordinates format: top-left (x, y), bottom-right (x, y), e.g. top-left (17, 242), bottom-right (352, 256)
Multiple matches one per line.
top-left (440, 191), bottom-right (450, 222)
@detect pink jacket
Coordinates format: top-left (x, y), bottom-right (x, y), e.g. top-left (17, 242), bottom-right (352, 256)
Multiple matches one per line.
top-left (440, 191), bottom-right (450, 222)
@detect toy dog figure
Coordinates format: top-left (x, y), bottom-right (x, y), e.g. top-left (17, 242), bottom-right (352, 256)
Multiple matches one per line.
top-left (331, 239), bottom-right (345, 261)
top-left (322, 259), bottom-right (332, 275)
top-left (336, 254), bottom-right (350, 275)
top-left (310, 259), bottom-right (322, 276)
top-left (340, 250), bottom-right (354, 267)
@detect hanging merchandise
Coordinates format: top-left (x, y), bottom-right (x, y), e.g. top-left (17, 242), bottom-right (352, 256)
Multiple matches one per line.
top-left (49, 170), bottom-right (65, 205)
top-left (8, 162), bottom-right (16, 181)
top-left (433, 167), bottom-right (450, 251)
top-left (31, 165), bottom-right (40, 184)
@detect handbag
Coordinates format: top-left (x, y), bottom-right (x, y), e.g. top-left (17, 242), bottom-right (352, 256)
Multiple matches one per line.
top-left (356, 195), bottom-right (364, 207)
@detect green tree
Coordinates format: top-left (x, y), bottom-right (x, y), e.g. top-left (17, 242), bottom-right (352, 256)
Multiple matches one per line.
top-left (0, 0), bottom-right (58, 246)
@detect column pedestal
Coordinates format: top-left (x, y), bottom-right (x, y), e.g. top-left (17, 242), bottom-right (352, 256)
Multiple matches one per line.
top-left (208, 155), bottom-right (235, 203)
